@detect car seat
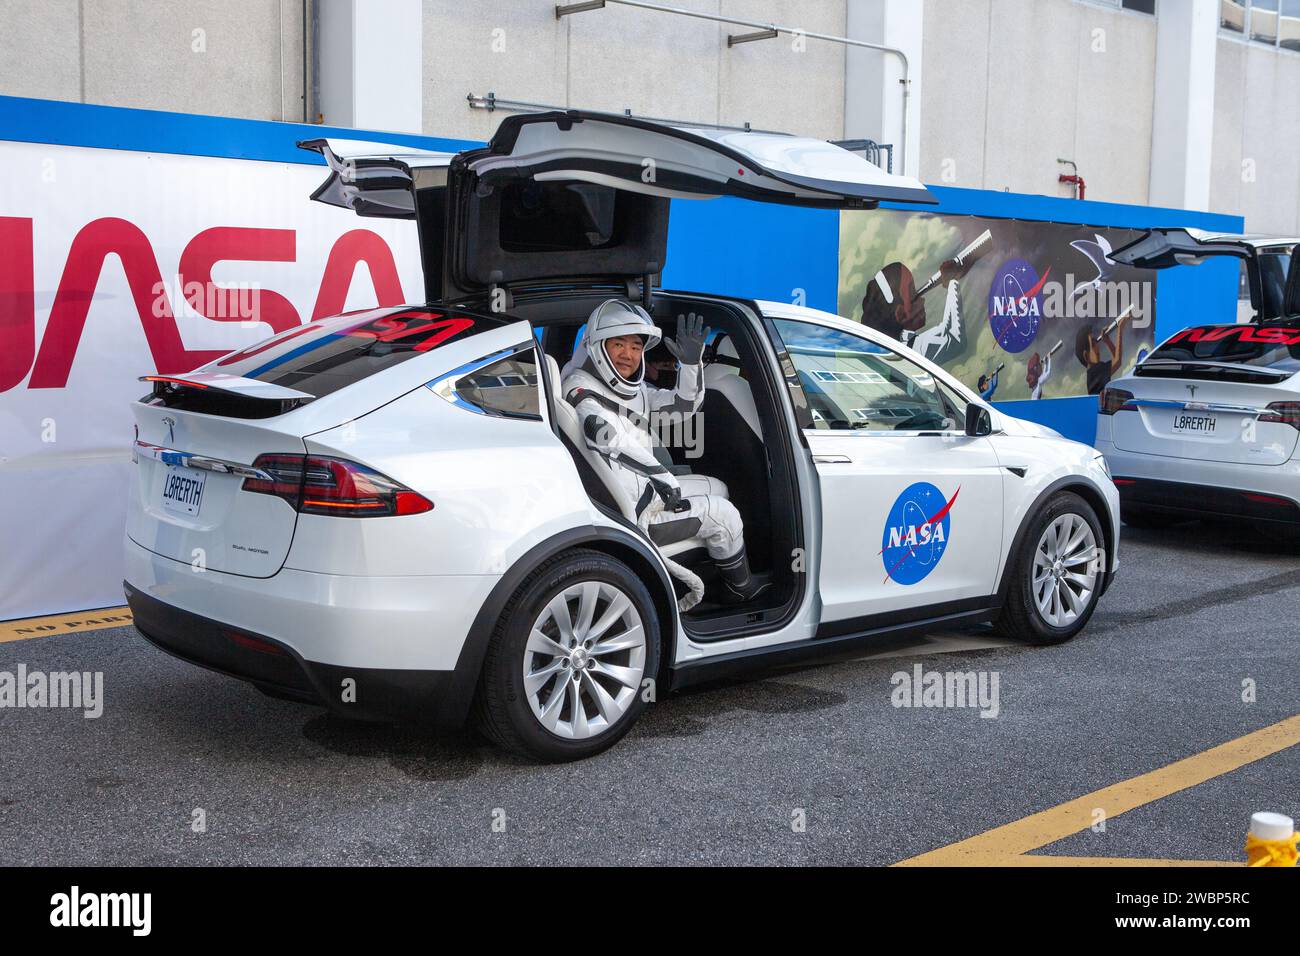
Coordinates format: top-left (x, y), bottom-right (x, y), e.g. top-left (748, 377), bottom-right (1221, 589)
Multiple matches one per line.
top-left (693, 333), bottom-right (772, 571)
top-left (702, 334), bottom-right (762, 439)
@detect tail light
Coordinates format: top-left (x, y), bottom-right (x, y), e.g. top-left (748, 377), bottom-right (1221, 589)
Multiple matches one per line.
top-left (1259, 402), bottom-right (1300, 432)
top-left (223, 628), bottom-right (289, 656)
top-left (242, 454), bottom-right (432, 517)
top-left (1098, 388), bottom-right (1136, 415)
top-left (1241, 491), bottom-right (1296, 508)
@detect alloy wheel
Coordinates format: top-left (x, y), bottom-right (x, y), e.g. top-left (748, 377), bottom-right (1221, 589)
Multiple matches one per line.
top-left (1031, 513), bottom-right (1100, 628)
top-left (522, 581), bottom-right (647, 740)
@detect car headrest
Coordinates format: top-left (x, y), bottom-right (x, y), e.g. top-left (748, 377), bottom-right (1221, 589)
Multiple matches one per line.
top-left (704, 331), bottom-right (742, 371)
top-left (543, 353), bottom-right (562, 398)
top-left (544, 354), bottom-right (580, 437)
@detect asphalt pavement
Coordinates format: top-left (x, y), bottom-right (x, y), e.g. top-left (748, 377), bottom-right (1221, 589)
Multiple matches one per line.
top-left (1, 520), bottom-right (1297, 866)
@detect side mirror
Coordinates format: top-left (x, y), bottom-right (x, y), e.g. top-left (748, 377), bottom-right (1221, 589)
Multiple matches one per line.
top-left (965, 404), bottom-right (992, 437)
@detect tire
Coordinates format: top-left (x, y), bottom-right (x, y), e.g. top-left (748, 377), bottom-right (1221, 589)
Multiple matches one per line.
top-left (473, 548), bottom-right (661, 762)
top-left (1121, 506), bottom-right (1186, 530)
top-left (998, 491), bottom-right (1106, 646)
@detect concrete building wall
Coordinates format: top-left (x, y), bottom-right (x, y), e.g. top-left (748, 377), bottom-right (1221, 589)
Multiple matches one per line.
top-left (0, 0), bottom-right (306, 122)
top-left (1210, 36), bottom-right (1300, 234)
top-left (919, 0), bottom-right (1156, 205)
top-left (0, 0), bottom-right (82, 103)
top-left (4, 0), bottom-right (1300, 233)
top-left (422, 0), bottom-right (848, 143)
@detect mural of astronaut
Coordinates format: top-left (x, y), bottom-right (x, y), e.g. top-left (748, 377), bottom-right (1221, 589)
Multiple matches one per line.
top-left (838, 210), bottom-right (1157, 401)
top-left (1025, 340), bottom-right (1061, 401)
top-left (859, 230), bottom-right (991, 367)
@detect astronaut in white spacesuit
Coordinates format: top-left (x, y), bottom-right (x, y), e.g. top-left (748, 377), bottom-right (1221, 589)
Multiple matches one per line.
top-left (562, 299), bottom-right (770, 604)
top-left (904, 279), bottom-right (964, 366)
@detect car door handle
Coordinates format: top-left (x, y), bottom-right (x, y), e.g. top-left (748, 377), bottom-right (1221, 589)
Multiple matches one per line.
top-left (812, 454), bottom-right (852, 464)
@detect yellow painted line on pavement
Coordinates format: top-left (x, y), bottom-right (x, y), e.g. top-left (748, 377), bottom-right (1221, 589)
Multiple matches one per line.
top-left (0, 606), bottom-right (133, 644)
top-left (897, 714), bottom-right (1300, 866)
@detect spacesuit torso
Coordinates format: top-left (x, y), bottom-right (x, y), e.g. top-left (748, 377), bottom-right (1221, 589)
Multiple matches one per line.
top-left (561, 358), bottom-right (703, 517)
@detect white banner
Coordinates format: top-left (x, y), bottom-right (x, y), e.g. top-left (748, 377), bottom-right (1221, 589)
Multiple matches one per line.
top-left (0, 141), bottom-right (425, 620)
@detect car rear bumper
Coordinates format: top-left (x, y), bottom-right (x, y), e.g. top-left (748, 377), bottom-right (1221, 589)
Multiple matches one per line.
top-left (1113, 478), bottom-right (1300, 525)
top-left (123, 535), bottom-right (504, 727)
top-left (126, 583), bottom-right (463, 725)
top-left (1097, 439), bottom-right (1300, 524)
top-left (124, 535), bottom-right (497, 671)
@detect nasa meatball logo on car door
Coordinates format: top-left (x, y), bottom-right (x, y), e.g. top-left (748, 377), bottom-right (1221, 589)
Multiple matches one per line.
top-left (880, 482), bottom-right (960, 585)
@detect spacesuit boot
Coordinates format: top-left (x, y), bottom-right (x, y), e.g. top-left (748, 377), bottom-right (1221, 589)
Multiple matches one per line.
top-left (715, 546), bottom-right (773, 605)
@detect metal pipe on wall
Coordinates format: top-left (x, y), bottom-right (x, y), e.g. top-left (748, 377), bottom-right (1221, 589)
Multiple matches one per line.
top-left (554, 0), bottom-right (912, 171)
top-left (302, 0), bottom-right (310, 122)
top-left (308, 0), bottom-right (321, 124)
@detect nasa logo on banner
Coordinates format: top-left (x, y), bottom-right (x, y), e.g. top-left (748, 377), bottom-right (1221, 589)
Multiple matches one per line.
top-left (988, 258), bottom-right (1050, 353)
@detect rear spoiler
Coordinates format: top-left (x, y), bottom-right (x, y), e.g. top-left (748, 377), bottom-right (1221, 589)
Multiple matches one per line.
top-left (140, 373), bottom-right (313, 401)
top-left (140, 373), bottom-right (314, 417)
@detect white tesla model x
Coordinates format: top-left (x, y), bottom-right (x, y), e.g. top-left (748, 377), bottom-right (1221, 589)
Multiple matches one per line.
top-left (125, 111), bottom-right (1119, 760)
top-left (1100, 228), bottom-right (1300, 536)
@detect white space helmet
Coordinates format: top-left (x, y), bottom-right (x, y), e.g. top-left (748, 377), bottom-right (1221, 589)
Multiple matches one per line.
top-left (582, 299), bottom-right (663, 398)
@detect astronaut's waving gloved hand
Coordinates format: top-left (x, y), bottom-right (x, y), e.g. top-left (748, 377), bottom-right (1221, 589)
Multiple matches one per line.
top-left (664, 312), bottom-right (711, 366)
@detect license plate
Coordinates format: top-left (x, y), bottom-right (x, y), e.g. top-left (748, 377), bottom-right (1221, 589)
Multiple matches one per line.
top-left (161, 465), bottom-right (206, 516)
top-left (1172, 412), bottom-right (1217, 434)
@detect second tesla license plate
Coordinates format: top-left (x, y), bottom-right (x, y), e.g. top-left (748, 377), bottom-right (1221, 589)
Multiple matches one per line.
top-left (161, 465), bottom-right (206, 516)
top-left (1172, 411), bottom-right (1217, 434)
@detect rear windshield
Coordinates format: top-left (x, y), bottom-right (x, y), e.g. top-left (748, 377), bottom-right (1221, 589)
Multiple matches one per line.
top-left (204, 309), bottom-right (503, 399)
top-left (1140, 324), bottom-right (1300, 379)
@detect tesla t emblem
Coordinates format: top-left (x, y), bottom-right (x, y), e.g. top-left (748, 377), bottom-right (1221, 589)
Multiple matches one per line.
top-left (162, 416), bottom-right (176, 444)
top-left (1186, 384), bottom-right (1198, 398)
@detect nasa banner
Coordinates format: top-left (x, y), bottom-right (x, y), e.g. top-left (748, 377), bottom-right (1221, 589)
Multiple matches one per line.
top-left (838, 209), bottom-right (1158, 402)
top-left (0, 139), bottom-right (424, 620)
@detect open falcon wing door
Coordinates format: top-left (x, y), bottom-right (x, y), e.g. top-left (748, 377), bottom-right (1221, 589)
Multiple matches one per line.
top-left (1110, 227), bottom-right (1300, 322)
top-left (442, 110), bottom-right (935, 305)
top-left (1107, 228), bottom-right (1264, 269)
top-left (463, 110), bottom-right (935, 208)
top-left (302, 113), bottom-right (936, 309)
top-left (299, 137), bottom-right (455, 301)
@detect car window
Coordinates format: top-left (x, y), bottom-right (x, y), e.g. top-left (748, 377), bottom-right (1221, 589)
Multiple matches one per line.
top-left (211, 310), bottom-right (498, 399)
top-left (1257, 248), bottom-right (1293, 320)
top-left (499, 181), bottom-right (624, 253)
top-left (1236, 258), bottom-right (1254, 323)
top-left (771, 319), bottom-right (962, 432)
top-left (453, 349), bottom-right (542, 419)
top-left (1143, 324), bottom-right (1300, 376)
